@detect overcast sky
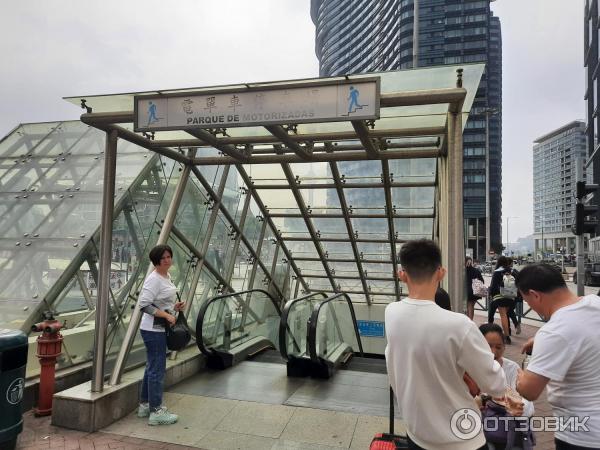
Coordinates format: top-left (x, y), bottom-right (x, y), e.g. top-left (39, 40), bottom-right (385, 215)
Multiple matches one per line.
top-left (0, 0), bottom-right (585, 242)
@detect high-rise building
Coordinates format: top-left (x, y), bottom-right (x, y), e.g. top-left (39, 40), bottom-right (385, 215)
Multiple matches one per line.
top-left (532, 121), bottom-right (587, 259)
top-left (311, 0), bottom-right (502, 260)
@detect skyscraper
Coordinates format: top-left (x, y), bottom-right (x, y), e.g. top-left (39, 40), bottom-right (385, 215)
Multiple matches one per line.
top-left (532, 121), bottom-right (587, 259)
top-left (311, 0), bottom-right (503, 260)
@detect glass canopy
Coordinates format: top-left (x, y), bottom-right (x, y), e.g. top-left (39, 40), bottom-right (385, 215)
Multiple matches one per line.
top-left (0, 64), bottom-right (485, 377)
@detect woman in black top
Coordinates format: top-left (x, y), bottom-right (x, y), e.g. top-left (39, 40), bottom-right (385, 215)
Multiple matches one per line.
top-left (465, 257), bottom-right (484, 320)
top-left (488, 256), bottom-right (515, 343)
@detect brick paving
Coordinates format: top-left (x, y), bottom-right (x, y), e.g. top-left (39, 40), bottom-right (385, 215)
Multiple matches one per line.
top-left (15, 412), bottom-right (205, 450)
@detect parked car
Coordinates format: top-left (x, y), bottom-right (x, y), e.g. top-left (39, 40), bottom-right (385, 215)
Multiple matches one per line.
top-left (572, 263), bottom-right (600, 286)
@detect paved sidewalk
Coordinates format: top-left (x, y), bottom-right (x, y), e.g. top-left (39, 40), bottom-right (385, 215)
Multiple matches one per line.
top-left (15, 316), bottom-right (558, 450)
top-left (16, 411), bottom-right (201, 449)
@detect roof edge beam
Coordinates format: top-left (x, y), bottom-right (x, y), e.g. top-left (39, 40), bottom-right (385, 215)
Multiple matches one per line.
top-left (380, 88), bottom-right (467, 108)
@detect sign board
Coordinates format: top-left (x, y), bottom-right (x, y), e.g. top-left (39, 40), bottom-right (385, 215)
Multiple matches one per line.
top-left (134, 78), bottom-right (380, 132)
top-left (357, 320), bottom-right (385, 338)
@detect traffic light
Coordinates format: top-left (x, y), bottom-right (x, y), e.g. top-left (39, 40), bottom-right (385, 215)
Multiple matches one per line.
top-left (573, 181), bottom-right (598, 235)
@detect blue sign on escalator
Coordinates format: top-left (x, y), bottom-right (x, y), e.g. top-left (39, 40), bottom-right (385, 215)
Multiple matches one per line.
top-left (356, 320), bottom-right (385, 338)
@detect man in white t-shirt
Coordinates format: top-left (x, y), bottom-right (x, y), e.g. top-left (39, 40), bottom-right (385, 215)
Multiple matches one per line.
top-left (515, 263), bottom-right (600, 450)
top-left (385, 239), bottom-right (506, 450)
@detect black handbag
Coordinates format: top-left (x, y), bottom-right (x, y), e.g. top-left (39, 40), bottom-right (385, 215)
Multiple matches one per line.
top-left (165, 311), bottom-right (191, 351)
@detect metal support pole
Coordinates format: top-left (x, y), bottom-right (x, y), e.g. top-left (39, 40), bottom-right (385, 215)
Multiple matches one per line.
top-left (447, 111), bottom-right (465, 313)
top-left (576, 157), bottom-right (586, 296)
top-left (91, 129), bottom-right (118, 393)
top-left (109, 151), bottom-right (195, 386)
top-left (485, 112), bottom-right (491, 261)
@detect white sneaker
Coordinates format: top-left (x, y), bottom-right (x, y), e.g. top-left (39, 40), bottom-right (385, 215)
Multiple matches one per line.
top-left (148, 406), bottom-right (178, 426)
top-left (137, 403), bottom-right (150, 418)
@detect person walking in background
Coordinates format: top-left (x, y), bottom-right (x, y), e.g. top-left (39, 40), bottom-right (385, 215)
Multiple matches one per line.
top-left (488, 256), bottom-right (517, 343)
top-left (385, 239), bottom-right (505, 450)
top-left (137, 244), bottom-right (185, 426)
top-left (515, 263), bottom-right (600, 450)
top-left (466, 256), bottom-right (485, 320)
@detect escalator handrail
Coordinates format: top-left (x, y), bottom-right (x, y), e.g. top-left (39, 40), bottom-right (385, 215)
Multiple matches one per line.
top-left (278, 291), bottom-right (328, 361)
top-left (307, 292), bottom-right (364, 363)
top-left (195, 288), bottom-right (281, 357)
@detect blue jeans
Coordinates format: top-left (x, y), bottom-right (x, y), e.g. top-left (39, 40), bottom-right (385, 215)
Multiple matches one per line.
top-left (140, 329), bottom-right (167, 410)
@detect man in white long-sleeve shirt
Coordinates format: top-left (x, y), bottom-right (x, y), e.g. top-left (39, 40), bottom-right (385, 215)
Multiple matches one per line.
top-left (385, 239), bottom-right (506, 450)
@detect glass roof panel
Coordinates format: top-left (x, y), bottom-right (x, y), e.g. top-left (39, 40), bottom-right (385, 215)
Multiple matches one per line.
top-left (351, 218), bottom-right (388, 237)
top-left (244, 164), bottom-right (288, 185)
top-left (389, 158), bottom-right (437, 180)
top-left (321, 241), bottom-right (354, 258)
top-left (357, 241), bottom-right (391, 261)
top-left (362, 262), bottom-right (393, 276)
top-left (391, 186), bottom-right (435, 212)
top-left (338, 160), bottom-right (382, 184)
top-left (395, 218), bottom-right (434, 240)
top-left (343, 188), bottom-right (385, 208)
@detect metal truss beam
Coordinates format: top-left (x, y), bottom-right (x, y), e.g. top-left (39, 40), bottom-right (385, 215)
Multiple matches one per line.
top-left (272, 212), bottom-right (433, 219)
top-left (293, 256), bottom-right (393, 264)
top-left (302, 274), bottom-right (394, 282)
top-left (282, 236), bottom-right (403, 244)
top-left (190, 166), bottom-right (285, 299)
top-left (252, 181), bottom-right (435, 190)
top-left (351, 121), bottom-right (379, 159)
top-left (190, 147), bottom-right (440, 166)
top-left (264, 125), bottom-right (313, 160)
top-left (381, 160), bottom-right (401, 299)
top-left (78, 118), bottom-right (191, 165)
top-left (235, 164), bottom-right (310, 294)
top-left (329, 162), bottom-right (371, 304)
top-left (281, 163), bottom-right (338, 293)
top-left (170, 226), bottom-right (233, 293)
top-left (319, 289), bottom-right (398, 297)
top-left (186, 129), bottom-right (251, 162)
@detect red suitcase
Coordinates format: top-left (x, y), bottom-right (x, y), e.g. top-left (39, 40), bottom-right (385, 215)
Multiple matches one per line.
top-left (369, 387), bottom-right (409, 449)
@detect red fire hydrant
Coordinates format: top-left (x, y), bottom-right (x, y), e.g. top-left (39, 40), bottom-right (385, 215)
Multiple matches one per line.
top-left (31, 312), bottom-right (63, 417)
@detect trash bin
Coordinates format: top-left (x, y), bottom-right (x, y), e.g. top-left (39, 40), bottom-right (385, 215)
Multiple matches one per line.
top-left (0, 329), bottom-right (28, 450)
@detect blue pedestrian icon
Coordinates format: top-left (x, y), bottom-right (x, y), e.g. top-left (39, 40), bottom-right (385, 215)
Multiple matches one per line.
top-left (147, 101), bottom-right (159, 126)
top-left (345, 86), bottom-right (364, 116)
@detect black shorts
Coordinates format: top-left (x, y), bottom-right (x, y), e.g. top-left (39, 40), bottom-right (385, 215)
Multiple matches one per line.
top-left (492, 296), bottom-right (515, 308)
